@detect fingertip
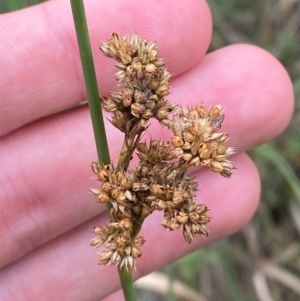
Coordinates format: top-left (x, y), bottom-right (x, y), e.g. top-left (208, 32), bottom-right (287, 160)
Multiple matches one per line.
top-left (0, 0), bottom-right (212, 135)
top-left (207, 152), bottom-right (260, 238)
top-left (170, 43), bottom-right (294, 151)
top-left (85, 0), bottom-right (213, 82)
top-left (221, 44), bottom-right (294, 147)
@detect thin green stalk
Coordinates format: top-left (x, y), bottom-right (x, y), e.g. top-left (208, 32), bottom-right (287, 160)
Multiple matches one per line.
top-left (70, 0), bottom-right (110, 165)
top-left (70, 1), bottom-right (137, 300)
top-left (117, 132), bottom-right (143, 171)
top-left (118, 267), bottom-right (137, 300)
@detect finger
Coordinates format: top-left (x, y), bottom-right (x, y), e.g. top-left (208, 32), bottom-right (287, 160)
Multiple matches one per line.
top-left (0, 0), bottom-right (212, 136)
top-left (102, 290), bottom-right (124, 301)
top-left (0, 44), bottom-right (292, 268)
top-left (0, 153), bottom-right (260, 301)
top-left (165, 43), bottom-right (294, 152)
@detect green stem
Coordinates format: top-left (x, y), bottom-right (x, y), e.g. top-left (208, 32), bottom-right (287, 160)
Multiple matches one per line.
top-left (132, 214), bottom-right (149, 239)
top-left (70, 1), bottom-right (136, 300)
top-left (117, 132), bottom-right (143, 171)
top-left (118, 267), bottom-right (137, 301)
top-left (70, 0), bottom-right (110, 164)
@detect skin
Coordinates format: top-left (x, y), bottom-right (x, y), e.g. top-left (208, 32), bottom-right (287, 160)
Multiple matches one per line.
top-left (0, 0), bottom-right (294, 300)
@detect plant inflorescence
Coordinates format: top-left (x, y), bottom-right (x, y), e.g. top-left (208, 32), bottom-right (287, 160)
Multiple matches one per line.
top-left (90, 33), bottom-right (235, 270)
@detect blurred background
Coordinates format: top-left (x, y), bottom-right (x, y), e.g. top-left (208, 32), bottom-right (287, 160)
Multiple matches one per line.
top-left (1, 0), bottom-right (299, 300)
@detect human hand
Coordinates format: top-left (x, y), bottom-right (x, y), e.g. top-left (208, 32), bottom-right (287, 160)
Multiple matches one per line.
top-left (0, 0), bottom-right (294, 300)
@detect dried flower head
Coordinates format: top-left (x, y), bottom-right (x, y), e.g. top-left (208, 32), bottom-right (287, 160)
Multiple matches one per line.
top-left (91, 33), bottom-right (235, 270)
top-left (170, 104), bottom-right (235, 178)
top-left (100, 33), bottom-right (176, 134)
top-left (91, 224), bottom-right (145, 270)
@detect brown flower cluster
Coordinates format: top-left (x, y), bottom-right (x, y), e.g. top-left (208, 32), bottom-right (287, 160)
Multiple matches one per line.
top-left (170, 104), bottom-right (235, 178)
top-left (91, 33), bottom-right (235, 270)
top-left (100, 33), bottom-right (176, 135)
top-left (136, 140), bottom-right (211, 241)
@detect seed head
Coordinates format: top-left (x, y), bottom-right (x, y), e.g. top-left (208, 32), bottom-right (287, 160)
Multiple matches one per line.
top-left (170, 104), bottom-right (235, 177)
top-left (91, 34), bottom-right (235, 270)
top-left (100, 33), bottom-right (176, 133)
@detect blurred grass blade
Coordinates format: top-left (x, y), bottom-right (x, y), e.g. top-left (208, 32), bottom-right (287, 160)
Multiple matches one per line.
top-left (289, 202), bottom-right (300, 237)
top-left (2, 0), bottom-right (27, 12)
top-left (273, 242), bottom-right (300, 265)
top-left (164, 265), bottom-right (177, 301)
top-left (255, 144), bottom-right (300, 204)
top-left (136, 272), bottom-right (207, 301)
top-left (216, 241), bottom-right (247, 301)
top-left (263, 263), bottom-right (300, 296)
top-left (252, 271), bottom-right (274, 301)
top-left (0, 0), bottom-right (46, 13)
top-left (4, 0), bottom-right (24, 11)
